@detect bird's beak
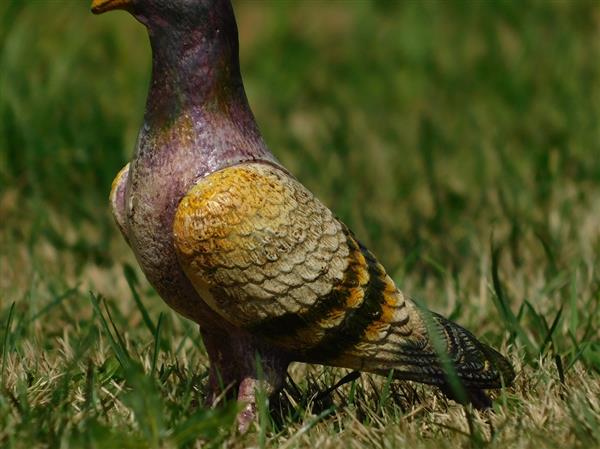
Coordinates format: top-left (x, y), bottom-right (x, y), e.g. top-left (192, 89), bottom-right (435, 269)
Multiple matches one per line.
top-left (91, 0), bottom-right (132, 15)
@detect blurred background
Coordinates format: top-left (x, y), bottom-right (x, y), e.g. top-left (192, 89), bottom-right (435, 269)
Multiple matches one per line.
top-left (0, 0), bottom-right (600, 448)
top-left (0, 1), bottom-right (600, 444)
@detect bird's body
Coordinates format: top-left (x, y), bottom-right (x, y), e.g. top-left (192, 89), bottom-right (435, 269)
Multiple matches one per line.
top-left (109, 113), bottom-right (277, 327)
top-left (96, 0), bottom-right (513, 429)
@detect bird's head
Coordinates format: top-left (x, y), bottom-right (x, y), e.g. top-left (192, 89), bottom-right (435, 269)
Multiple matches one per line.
top-left (91, 0), bottom-right (247, 126)
top-left (91, 0), bottom-right (232, 31)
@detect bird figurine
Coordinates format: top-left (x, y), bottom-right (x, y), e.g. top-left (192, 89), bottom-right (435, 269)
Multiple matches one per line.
top-left (92, 0), bottom-right (514, 430)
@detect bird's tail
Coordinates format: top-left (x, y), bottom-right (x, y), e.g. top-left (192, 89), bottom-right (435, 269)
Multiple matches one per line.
top-left (356, 306), bottom-right (514, 408)
top-left (423, 310), bottom-right (515, 388)
top-left (420, 311), bottom-right (514, 408)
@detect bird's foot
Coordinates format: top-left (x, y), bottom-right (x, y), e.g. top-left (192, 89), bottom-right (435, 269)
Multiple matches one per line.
top-left (234, 350), bottom-right (289, 433)
top-left (236, 376), bottom-right (272, 433)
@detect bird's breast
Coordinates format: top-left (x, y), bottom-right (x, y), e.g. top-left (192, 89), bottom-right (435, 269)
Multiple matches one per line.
top-left (122, 146), bottom-right (220, 324)
top-left (119, 133), bottom-right (279, 329)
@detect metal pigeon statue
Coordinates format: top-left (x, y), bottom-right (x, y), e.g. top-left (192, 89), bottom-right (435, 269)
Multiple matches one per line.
top-left (92, 0), bottom-right (514, 431)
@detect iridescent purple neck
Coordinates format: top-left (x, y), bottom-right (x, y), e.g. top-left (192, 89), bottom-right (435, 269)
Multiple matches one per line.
top-left (138, 0), bottom-right (272, 163)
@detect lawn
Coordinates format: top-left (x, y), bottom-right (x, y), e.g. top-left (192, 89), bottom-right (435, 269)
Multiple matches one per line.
top-left (1, 0), bottom-right (599, 448)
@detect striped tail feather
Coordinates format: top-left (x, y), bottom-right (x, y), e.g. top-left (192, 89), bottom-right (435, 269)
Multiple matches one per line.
top-left (362, 309), bottom-right (515, 408)
top-left (419, 311), bottom-right (514, 408)
top-left (415, 310), bottom-right (515, 388)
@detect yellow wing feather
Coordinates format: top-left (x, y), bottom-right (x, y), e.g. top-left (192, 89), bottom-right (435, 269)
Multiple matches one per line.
top-left (173, 163), bottom-right (514, 389)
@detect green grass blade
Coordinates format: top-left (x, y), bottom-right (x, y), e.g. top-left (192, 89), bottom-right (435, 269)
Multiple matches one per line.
top-left (151, 312), bottom-right (163, 378)
top-left (539, 305), bottom-right (563, 356)
top-left (89, 292), bottom-right (131, 370)
top-left (170, 401), bottom-right (238, 448)
top-left (123, 263), bottom-right (156, 335)
top-left (491, 242), bottom-right (536, 359)
top-left (1, 301), bottom-right (16, 387)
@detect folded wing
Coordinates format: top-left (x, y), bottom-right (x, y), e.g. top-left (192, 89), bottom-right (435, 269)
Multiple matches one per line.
top-left (173, 163), bottom-right (514, 391)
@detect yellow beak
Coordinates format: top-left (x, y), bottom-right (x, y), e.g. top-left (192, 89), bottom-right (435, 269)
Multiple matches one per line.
top-left (91, 0), bottom-right (132, 14)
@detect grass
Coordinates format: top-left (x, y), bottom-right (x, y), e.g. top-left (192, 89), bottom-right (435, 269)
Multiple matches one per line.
top-left (1, 0), bottom-right (600, 447)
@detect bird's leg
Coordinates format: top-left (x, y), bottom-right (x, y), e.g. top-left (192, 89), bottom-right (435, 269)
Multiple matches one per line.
top-left (234, 338), bottom-right (290, 433)
top-left (201, 327), bottom-right (290, 432)
top-left (200, 326), bottom-right (240, 406)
